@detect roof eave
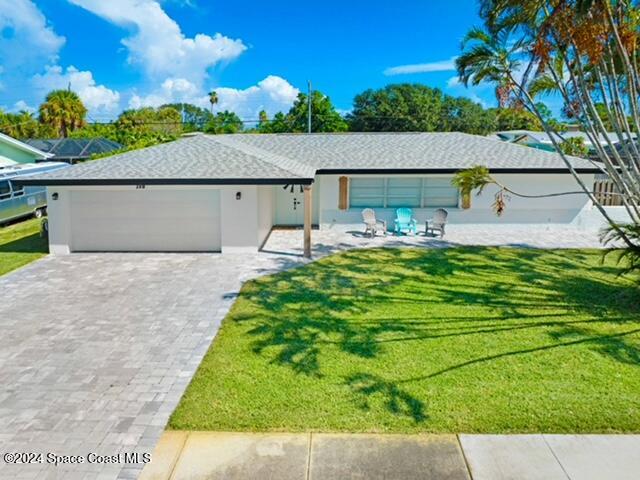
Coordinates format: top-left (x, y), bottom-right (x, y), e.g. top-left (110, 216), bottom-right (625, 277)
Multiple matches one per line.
top-left (0, 133), bottom-right (53, 159)
top-left (15, 177), bottom-right (315, 187)
top-left (315, 167), bottom-right (601, 174)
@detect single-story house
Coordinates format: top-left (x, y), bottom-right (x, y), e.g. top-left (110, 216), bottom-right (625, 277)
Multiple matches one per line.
top-left (24, 138), bottom-right (122, 164)
top-left (17, 132), bottom-right (602, 257)
top-left (0, 132), bottom-right (52, 167)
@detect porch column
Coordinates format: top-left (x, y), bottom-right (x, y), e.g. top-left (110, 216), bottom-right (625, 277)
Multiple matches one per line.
top-left (303, 185), bottom-right (312, 258)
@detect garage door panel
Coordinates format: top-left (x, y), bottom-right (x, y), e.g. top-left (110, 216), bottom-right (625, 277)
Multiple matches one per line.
top-left (70, 190), bottom-right (221, 252)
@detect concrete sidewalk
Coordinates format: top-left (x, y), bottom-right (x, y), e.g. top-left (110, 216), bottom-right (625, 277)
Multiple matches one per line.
top-left (139, 431), bottom-right (640, 480)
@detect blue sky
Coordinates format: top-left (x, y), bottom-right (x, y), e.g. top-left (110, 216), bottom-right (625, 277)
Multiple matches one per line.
top-left (0, 0), bottom-right (502, 121)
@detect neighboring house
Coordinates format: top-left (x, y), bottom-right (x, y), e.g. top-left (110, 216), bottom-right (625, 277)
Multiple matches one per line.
top-left (24, 138), bottom-right (122, 164)
top-left (492, 130), bottom-right (634, 157)
top-left (0, 132), bottom-right (52, 167)
top-left (18, 132), bottom-right (602, 256)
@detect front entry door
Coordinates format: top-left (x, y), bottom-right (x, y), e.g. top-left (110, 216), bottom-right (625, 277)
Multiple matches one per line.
top-left (275, 186), bottom-right (304, 226)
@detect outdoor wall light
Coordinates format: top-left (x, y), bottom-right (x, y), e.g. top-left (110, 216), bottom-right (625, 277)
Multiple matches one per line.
top-left (236, 191), bottom-right (242, 200)
top-left (52, 192), bottom-right (59, 200)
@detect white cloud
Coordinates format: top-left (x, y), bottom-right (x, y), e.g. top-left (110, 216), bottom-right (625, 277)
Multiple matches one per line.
top-left (13, 100), bottom-right (35, 112)
top-left (128, 77), bottom-right (206, 108)
top-left (32, 65), bottom-right (121, 115)
top-left (447, 76), bottom-right (461, 88)
top-left (214, 76), bottom-right (300, 119)
top-left (0, 0), bottom-right (65, 82)
top-left (129, 75), bottom-right (300, 120)
top-left (445, 75), bottom-right (493, 107)
top-left (384, 57), bottom-right (457, 76)
top-left (0, 1), bottom-right (122, 118)
top-left (68, 0), bottom-right (246, 84)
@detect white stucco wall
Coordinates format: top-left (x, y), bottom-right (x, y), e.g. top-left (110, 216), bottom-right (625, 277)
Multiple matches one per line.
top-left (46, 174), bottom-right (626, 256)
top-left (46, 187), bottom-right (72, 255)
top-left (317, 173), bottom-right (599, 227)
top-left (257, 185), bottom-right (274, 247)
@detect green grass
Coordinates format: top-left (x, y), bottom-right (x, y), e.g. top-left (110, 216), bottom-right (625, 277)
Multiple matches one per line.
top-left (0, 218), bottom-right (48, 276)
top-left (170, 247), bottom-right (640, 433)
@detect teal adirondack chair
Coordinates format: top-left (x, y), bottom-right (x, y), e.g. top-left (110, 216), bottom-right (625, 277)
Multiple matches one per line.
top-left (394, 208), bottom-right (417, 235)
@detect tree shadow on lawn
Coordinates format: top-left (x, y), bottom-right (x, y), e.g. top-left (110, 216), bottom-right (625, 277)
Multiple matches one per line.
top-left (231, 247), bottom-right (640, 423)
top-left (0, 233), bottom-right (48, 254)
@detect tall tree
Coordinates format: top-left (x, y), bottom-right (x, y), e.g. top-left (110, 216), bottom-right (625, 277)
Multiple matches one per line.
top-left (456, 27), bottom-right (525, 108)
top-left (259, 91), bottom-right (347, 133)
top-left (440, 96), bottom-right (497, 134)
top-left (38, 90), bottom-right (87, 137)
top-left (349, 84), bottom-right (446, 132)
top-left (461, 0), bottom-right (640, 269)
top-left (113, 106), bottom-right (182, 147)
top-left (208, 91), bottom-right (218, 114)
top-left (492, 107), bottom-right (543, 131)
top-left (162, 103), bottom-right (213, 131)
top-left (258, 110), bottom-right (269, 127)
top-left (349, 84), bottom-right (495, 134)
top-left (0, 110), bottom-right (53, 139)
top-left (287, 91), bottom-right (348, 133)
top-left (259, 111), bottom-right (290, 133)
top-left (204, 110), bottom-right (243, 134)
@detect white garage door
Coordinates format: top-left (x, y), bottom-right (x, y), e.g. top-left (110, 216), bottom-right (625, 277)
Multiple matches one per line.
top-left (70, 189), bottom-right (221, 252)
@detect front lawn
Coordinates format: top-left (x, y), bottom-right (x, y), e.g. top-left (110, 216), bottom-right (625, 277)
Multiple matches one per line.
top-left (0, 218), bottom-right (48, 276)
top-left (170, 247), bottom-right (640, 433)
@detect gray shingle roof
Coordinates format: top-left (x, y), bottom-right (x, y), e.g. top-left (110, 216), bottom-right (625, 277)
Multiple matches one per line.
top-left (19, 132), bottom-right (600, 186)
top-left (20, 134), bottom-right (312, 185)
top-left (231, 132), bottom-right (598, 171)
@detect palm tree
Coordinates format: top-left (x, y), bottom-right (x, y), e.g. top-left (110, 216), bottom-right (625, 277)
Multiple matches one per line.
top-left (456, 26), bottom-right (524, 108)
top-left (39, 90), bottom-right (87, 137)
top-left (208, 90), bottom-right (218, 114)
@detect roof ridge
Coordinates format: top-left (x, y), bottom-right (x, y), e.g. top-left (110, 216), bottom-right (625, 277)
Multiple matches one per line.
top-left (208, 135), bottom-right (316, 179)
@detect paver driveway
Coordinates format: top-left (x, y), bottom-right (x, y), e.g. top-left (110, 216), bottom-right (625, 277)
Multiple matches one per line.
top-left (0, 253), bottom-right (302, 480)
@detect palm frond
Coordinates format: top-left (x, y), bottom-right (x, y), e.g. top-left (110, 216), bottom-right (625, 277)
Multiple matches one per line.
top-left (528, 75), bottom-right (559, 97)
top-left (462, 26), bottom-right (494, 47)
top-left (601, 223), bottom-right (640, 279)
top-left (452, 165), bottom-right (494, 195)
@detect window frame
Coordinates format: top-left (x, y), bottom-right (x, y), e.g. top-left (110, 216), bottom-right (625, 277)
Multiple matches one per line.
top-left (349, 176), bottom-right (459, 209)
top-left (10, 180), bottom-right (24, 197)
top-left (0, 180), bottom-right (11, 200)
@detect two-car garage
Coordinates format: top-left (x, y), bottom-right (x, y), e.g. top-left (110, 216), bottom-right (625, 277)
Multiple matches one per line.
top-left (66, 189), bottom-right (222, 252)
top-left (43, 184), bottom-right (277, 255)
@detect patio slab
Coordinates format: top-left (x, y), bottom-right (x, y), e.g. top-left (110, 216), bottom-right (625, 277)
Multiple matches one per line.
top-left (263, 223), bottom-right (606, 259)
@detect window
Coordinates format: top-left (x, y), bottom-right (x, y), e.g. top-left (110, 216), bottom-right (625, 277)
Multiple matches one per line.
top-left (387, 178), bottom-right (421, 207)
top-left (10, 181), bottom-right (24, 197)
top-left (349, 178), bottom-right (385, 208)
top-left (349, 177), bottom-right (458, 208)
top-left (423, 178), bottom-right (459, 208)
top-left (0, 181), bottom-right (10, 200)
